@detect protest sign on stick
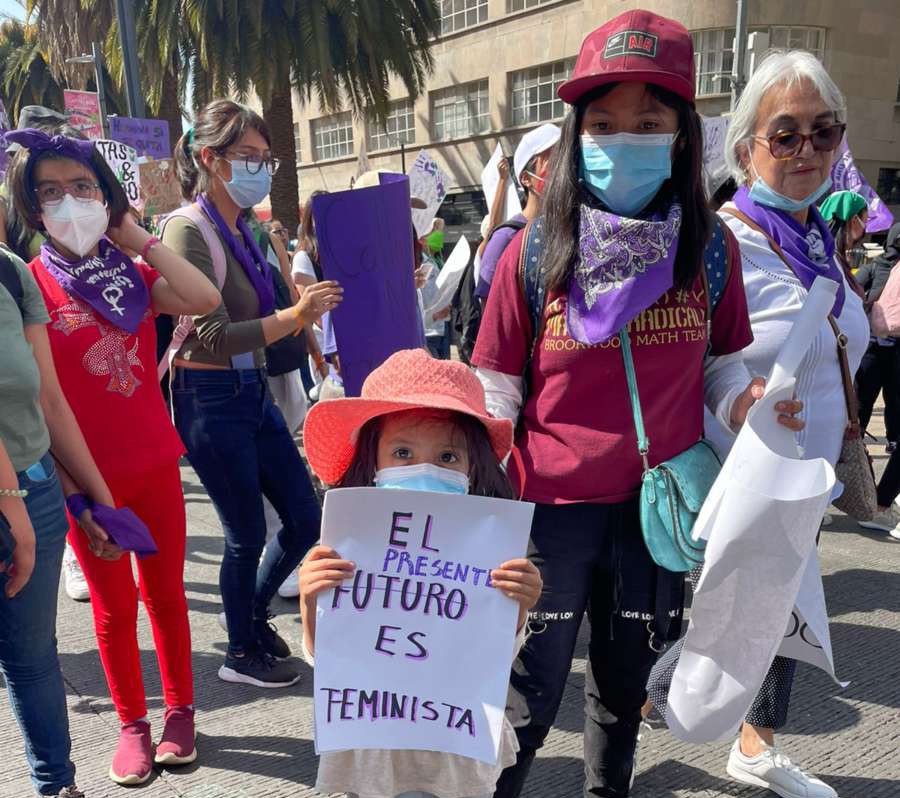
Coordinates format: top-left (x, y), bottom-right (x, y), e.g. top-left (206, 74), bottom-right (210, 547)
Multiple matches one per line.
top-left (139, 159), bottom-right (182, 216)
top-left (64, 90), bottom-right (103, 140)
top-left (110, 116), bottom-right (171, 159)
top-left (313, 173), bottom-right (425, 396)
top-left (95, 139), bottom-right (141, 209)
top-left (314, 487), bottom-right (533, 763)
top-left (481, 145), bottom-right (522, 222)
top-left (409, 150), bottom-right (449, 238)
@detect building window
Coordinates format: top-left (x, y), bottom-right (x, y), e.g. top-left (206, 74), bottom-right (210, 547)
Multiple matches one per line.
top-left (366, 99), bottom-right (416, 152)
top-left (311, 112), bottom-right (353, 161)
top-left (692, 28), bottom-right (735, 96)
top-left (440, 0), bottom-right (487, 35)
top-left (877, 167), bottom-right (900, 206)
top-left (507, 0), bottom-right (555, 11)
top-left (767, 26), bottom-right (825, 59)
top-left (431, 80), bottom-right (490, 141)
top-left (293, 122), bottom-right (302, 164)
top-left (509, 58), bottom-right (575, 126)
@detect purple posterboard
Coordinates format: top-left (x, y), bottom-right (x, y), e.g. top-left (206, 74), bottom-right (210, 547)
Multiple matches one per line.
top-left (312, 173), bottom-right (425, 396)
top-left (109, 116), bottom-right (171, 159)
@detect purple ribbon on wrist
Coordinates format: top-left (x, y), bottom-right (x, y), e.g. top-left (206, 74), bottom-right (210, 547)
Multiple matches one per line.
top-left (66, 493), bottom-right (92, 519)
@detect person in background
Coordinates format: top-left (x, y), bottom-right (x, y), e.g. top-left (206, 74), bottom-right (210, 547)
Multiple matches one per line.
top-left (838, 207), bottom-right (900, 538)
top-left (268, 219), bottom-right (290, 253)
top-left (1, 240), bottom-right (117, 798)
top-left (0, 105), bottom-right (92, 604)
top-left (166, 99), bottom-right (340, 688)
top-left (7, 125), bottom-right (223, 786)
top-left (419, 218), bottom-right (452, 360)
top-left (474, 123), bottom-right (560, 306)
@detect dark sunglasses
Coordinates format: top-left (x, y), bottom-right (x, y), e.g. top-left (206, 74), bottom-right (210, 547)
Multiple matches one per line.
top-left (752, 122), bottom-right (846, 160)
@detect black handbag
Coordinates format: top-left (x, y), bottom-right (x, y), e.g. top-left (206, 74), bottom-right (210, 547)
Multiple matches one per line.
top-left (265, 253), bottom-right (308, 377)
top-left (0, 511), bottom-right (16, 570)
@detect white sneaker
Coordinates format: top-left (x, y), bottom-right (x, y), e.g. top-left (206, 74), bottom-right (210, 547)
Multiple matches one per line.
top-left (726, 739), bottom-right (837, 798)
top-left (63, 545), bottom-right (90, 602)
top-left (821, 513), bottom-right (833, 527)
top-left (857, 506), bottom-right (900, 540)
top-left (277, 571), bottom-right (300, 599)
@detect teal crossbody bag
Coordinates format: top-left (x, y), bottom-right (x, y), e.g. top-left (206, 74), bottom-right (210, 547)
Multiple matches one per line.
top-left (619, 327), bottom-right (721, 573)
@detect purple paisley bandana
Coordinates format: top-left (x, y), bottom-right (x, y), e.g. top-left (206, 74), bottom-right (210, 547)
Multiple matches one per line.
top-left (4, 128), bottom-right (96, 164)
top-left (40, 239), bottom-right (149, 333)
top-left (732, 186), bottom-right (844, 317)
top-left (567, 201), bottom-right (682, 345)
top-left (197, 193), bottom-right (274, 316)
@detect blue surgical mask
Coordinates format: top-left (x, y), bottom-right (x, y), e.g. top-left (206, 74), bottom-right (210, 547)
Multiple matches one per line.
top-left (747, 154), bottom-right (832, 212)
top-left (374, 463), bottom-right (470, 495)
top-left (579, 132), bottom-right (675, 217)
top-left (221, 159), bottom-right (272, 208)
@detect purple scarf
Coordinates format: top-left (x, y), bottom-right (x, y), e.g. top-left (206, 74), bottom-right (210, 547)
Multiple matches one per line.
top-left (197, 193), bottom-right (274, 316)
top-left (40, 239), bottom-right (149, 333)
top-left (568, 201), bottom-right (682, 345)
top-left (732, 186), bottom-right (844, 316)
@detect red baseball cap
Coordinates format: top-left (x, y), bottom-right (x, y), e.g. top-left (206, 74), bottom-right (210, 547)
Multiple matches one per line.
top-left (558, 9), bottom-right (695, 106)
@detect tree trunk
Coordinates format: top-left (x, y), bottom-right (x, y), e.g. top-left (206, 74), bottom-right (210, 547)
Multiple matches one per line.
top-left (157, 69), bottom-right (184, 156)
top-left (263, 84), bottom-right (299, 228)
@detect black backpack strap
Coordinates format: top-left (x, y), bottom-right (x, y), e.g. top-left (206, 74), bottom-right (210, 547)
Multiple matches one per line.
top-left (516, 217), bottom-right (548, 416)
top-left (0, 250), bottom-right (25, 319)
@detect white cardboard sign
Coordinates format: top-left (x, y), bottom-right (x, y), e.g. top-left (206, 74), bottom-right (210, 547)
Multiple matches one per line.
top-left (481, 144), bottom-right (522, 222)
top-left (409, 150), bottom-right (449, 239)
top-left (314, 487), bottom-right (533, 764)
top-left (95, 139), bottom-right (142, 209)
top-left (422, 236), bottom-right (471, 319)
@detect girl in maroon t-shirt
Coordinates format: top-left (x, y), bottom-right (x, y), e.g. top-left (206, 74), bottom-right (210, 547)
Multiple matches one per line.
top-left (6, 127), bottom-right (220, 786)
top-left (471, 10), bottom-right (804, 797)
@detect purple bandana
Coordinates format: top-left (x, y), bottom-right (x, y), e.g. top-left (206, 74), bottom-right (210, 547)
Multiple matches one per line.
top-left (732, 186), bottom-right (844, 316)
top-left (568, 201), bottom-right (682, 345)
top-left (90, 503), bottom-right (158, 559)
top-left (40, 239), bottom-right (149, 333)
top-left (4, 128), bottom-right (96, 164)
top-left (197, 193), bottom-right (274, 316)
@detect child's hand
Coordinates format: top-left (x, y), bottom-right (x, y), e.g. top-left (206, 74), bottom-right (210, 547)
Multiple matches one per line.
top-left (299, 545), bottom-right (355, 605)
top-left (491, 559), bottom-right (543, 631)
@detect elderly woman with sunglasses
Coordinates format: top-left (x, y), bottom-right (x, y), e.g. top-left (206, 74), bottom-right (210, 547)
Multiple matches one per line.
top-left (694, 51), bottom-right (869, 798)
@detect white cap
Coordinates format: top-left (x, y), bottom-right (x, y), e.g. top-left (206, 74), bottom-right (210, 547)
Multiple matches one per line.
top-left (513, 123), bottom-right (561, 184)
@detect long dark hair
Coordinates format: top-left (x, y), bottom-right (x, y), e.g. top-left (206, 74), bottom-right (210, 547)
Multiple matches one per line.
top-left (336, 409), bottom-right (514, 500)
top-left (828, 216), bottom-right (859, 268)
top-left (300, 189), bottom-right (327, 266)
top-left (174, 99), bottom-right (271, 200)
top-left (541, 83), bottom-right (713, 294)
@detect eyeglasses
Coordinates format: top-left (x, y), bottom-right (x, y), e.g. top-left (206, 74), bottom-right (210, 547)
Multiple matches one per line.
top-left (224, 151), bottom-right (281, 176)
top-left (36, 181), bottom-right (103, 205)
top-left (751, 122), bottom-right (846, 161)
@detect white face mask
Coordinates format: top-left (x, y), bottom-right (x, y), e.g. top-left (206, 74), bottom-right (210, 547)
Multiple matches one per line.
top-left (42, 195), bottom-right (110, 257)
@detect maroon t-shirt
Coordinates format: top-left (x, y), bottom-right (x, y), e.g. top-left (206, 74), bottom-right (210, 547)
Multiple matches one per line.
top-left (472, 229), bottom-right (752, 505)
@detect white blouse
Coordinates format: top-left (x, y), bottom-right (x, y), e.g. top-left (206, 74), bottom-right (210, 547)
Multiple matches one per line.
top-left (705, 205), bottom-right (870, 470)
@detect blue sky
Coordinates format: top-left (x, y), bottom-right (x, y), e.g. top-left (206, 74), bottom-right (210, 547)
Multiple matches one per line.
top-left (0, 0), bottom-right (24, 20)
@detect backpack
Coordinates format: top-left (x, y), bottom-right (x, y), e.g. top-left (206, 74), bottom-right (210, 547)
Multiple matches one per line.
top-left (157, 204), bottom-right (228, 379)
top-left (517, 215), bottom-right (734, 397)
top-left (451, 219), bottom-right (527, 365)
top-left (0, 249), bottom-right (25, 319)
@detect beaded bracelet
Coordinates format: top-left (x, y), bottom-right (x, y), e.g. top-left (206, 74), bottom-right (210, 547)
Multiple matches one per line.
top-left (0, 488), bottom-right (28, 498)
top-left (140, 235), bottom-right (161, 262)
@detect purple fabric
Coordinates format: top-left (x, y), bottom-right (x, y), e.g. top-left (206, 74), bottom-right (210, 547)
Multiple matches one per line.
top-left (733, 185), bottom-right (845, 317)
top-left (475, 214), bottom-right (526, 299)
top-left (90, 502), bottom-right (158, 559)
top-left (311, 174), bottom-right (424, 396)
top-left (831, 140), bottom-right (895, 234)
top-left (197, 193), bottom-right (274, 316)
top-left (40, 239), bottom-right (149, 333)
top-left (567, 202), bottom-right (682, 345)
top-left (4, 128), bottom-right (95, 163)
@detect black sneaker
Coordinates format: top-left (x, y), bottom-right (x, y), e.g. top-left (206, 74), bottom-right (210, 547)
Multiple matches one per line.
top-left (55, 788), bottom-right (85, 798)
top-left (218, 650), bottom-right (301, 688)
top-left (255, 614), bottom-right (291, 660)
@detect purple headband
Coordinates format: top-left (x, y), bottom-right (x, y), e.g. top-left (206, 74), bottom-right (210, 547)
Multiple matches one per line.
top-left (4, 128), bottom-right (96, 164)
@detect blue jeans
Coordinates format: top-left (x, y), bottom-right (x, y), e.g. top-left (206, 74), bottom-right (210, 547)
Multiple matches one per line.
top-left (0, 453), bottom-right (75, 794)
top-left (172, 368), bottom-right (321, 655)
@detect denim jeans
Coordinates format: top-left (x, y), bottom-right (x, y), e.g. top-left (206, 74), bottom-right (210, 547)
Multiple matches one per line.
top-left (172, 368), bottom-right (321, 655)
top-left (0, 453), bottom-right (75, 795)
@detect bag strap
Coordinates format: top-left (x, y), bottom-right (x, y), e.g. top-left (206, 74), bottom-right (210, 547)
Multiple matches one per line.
top-left (619, 326), bottom-right (651, 472)
top-left (516, 217), bottom-right (548, 420)
top-left (723, 206), bottom-right (859, 431)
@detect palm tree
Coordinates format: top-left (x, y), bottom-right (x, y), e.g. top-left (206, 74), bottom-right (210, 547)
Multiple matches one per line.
top-left (186, 0), bottom-right (441, 226)
top-left (0, 18), bottom-right (65, 122)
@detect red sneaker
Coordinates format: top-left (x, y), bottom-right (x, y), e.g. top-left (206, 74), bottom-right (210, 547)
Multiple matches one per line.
top-left (109, 719), bottom-right (153, 785)
top-left (154, 706), bottom-right (197, 766)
